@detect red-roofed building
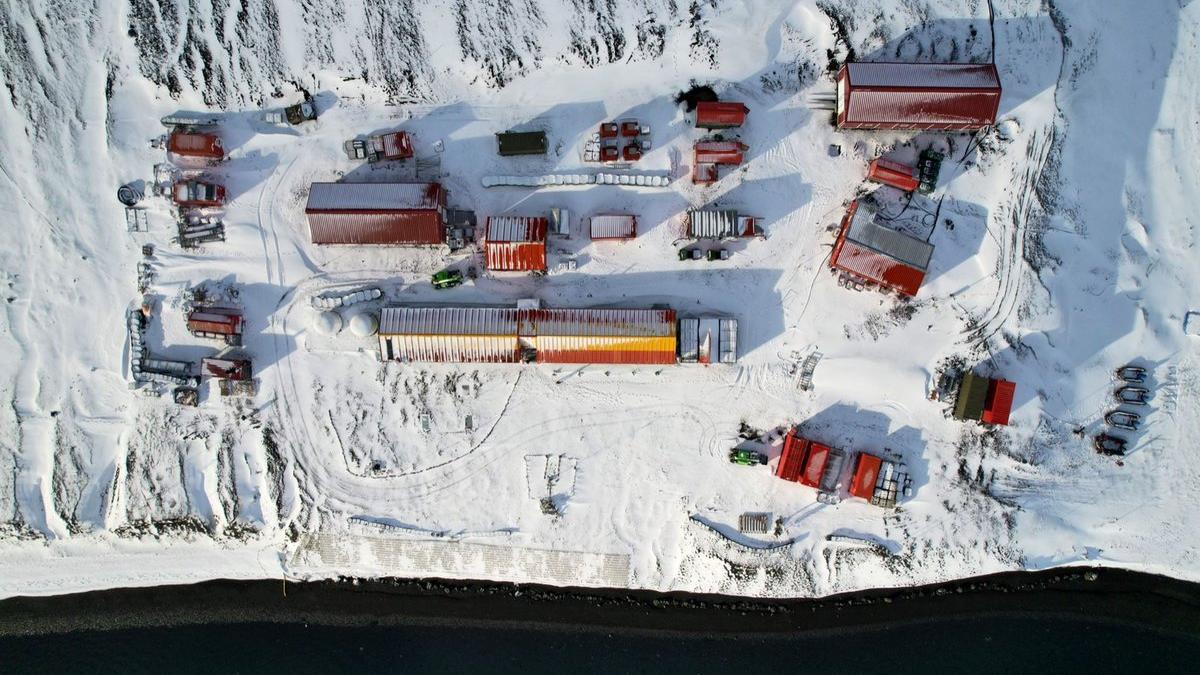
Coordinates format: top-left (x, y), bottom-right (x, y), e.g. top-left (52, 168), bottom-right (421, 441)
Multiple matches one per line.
top-left (168, 131), bottom-right (224, 160)
top-left (305, 182), bottom-right (446, 245)
top-left (981, 378), bottom-right (1017, 425)
top-left (692, 141), bottom-right (747, 184)
top-left (830, 200), bottom-right (934, 297)
top-left (775, 429), bottom-right (843, 492)
top-left (695, 101), bottom-right (749, 129)
top-left (836, 62), bottom-right (1002, 131)
top-left (848, 453), bottom-right (883, 500)
top-left (484, 216), bottom-right (548, 272)
top-left (867, 158), bottom-right (919, 192)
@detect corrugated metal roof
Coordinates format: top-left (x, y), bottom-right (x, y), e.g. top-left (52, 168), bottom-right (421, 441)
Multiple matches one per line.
top-left (307, 211), bottom-right (443, 245)
top-left (536, 309), bottom-right (676, 337)
top-left (306, 182), bottom-right (441, 211)
top-left (688, 209), bottom-right (739, 239)
top-left (845, 204), bottom-right (933, 270)
top-left (693, 141), bottom-right (745, 165)
top-left (954, 371), bottom-right (989, 421)
top-left (380, 306), bottom-right (518, 336)
top-left (982, 378), bottom-right (1016, 425)
top-left (486, 216), bottom-right (548, 243)
top-left (719, 319), bottom-right (737, 364)
top-left (867, 158), bottom-right (919, 191)
top-left (486, 241), bottom-right (546, 271)
top-left (169, 132), bottom-right (223, 158)
top-left (832, 240), bottom-right (927, 297)
top-left (849, 453), bottom-right (883, 500)
top-left (845, 62), bottom-right (1001, 89)
top-left (844, 90), bottom-right (1000, 129)
top-left (679, 318), bottom-right (699, 361)
top-left (381, 132), bottom-right (412, 159)
top-left (590, 215), bottom-right (637, 240)
top-left (695, 101), bottom-right (748, 128)
top-left (536, 337), bottom-right (677, 364)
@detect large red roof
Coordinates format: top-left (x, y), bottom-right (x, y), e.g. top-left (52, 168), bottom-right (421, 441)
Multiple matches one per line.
top-left (837, 62), bottom-right (1001, 130)
top-left (695, 101), bottom-right (748, 129)
top-left (981, 379), bottom-right (1016, 425)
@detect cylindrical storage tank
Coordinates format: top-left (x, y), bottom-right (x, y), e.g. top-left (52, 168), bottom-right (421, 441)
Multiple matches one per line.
top-left (349, 312), bottom-right (379, 338)
top-left (314, 310), bottom-right (343, 335)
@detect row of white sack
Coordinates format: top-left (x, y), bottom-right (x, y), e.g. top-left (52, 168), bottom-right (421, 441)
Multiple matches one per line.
top-left (482, 173), bottom-right (671, 188)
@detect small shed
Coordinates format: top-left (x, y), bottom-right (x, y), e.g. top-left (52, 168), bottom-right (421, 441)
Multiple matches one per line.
top-left (954, 372), bottom-right (1016, 425)
top-left (695, 101), bottom-right (749, 129)
top-left (374, 131), bottom-right (413, 160)
top-left (590, 214), bottom-right (637, 240)
top-left (867, 158), bottom-right (919, 192)
top-left (836, 62), bottom-right (1002, 131)
top-left (687, 209), bottom-right (762, 239)
top-left (830, 200), bottom-right (933, 297)
top-left (168, 131), bottom-right (224, 160)
top-left (484, 216), bottom-right (548, 272)
top-left (496, 130), bottom-right (548, 156)
top-left (305, 182), bottom-right (446, 245)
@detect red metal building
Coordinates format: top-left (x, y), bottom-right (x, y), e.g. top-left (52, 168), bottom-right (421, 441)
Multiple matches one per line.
top-left (830, 200), bottom-right (934, 297)
top-left (692, 141), bottom-right (747, 185)
top-left (695, 102), bottom-right (749, 129)
top-left (848, 453), bottom-right (883, 500)
top-left (867, 158), bottom-right (919, 192)
top-left (775, 429), bottom-right (842, 492)
top-left (305, 182), bottom-right (446, 245)
top-left (836, 62), bottom-right (1002, 130)
top-left (981, 378), bottom-right (1017, 425)
top-left (168, 131), bottom-right (224, 160)
top-left (484, 216), bottom-right (548, 272)
top-left (377, 306), bottom-right (677, 365)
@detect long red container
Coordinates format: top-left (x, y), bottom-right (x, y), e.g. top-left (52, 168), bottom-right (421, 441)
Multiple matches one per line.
top-left (867, 158), bottom-right (919, 192)
top-left (305, 182), bottom-right (445, 245)
top-left (168, 131), bottom-right (224, 159)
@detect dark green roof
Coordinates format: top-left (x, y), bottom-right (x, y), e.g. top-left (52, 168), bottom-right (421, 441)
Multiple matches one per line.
top-left (953, 371), bottom-right (989, 421)
top-left (496, 131), bottom-right (547, 156)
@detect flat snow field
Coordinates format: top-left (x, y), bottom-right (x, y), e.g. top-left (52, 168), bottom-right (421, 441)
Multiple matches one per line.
top-left (1, 0), bottom-right (1198, 599)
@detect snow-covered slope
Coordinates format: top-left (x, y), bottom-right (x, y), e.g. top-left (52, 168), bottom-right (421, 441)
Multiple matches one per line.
top-left (1, 0), bottom-right (1197, 598)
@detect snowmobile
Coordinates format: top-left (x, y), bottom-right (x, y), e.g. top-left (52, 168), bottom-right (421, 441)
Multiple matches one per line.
top-left (1114, 386), bottom-right (1151, 406)
top-left (1104, 410), bottom-right (1140, 431)
top-left (1093, 433), bottom-right (1127, 457)
top-left (728, 448), bottom-right (768, 466)
top-left (1115, 365), bottom-right (1147, 383)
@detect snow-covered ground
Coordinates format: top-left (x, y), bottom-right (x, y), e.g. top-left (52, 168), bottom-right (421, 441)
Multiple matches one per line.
top-left (1, 0), bottom-right (1198, 599)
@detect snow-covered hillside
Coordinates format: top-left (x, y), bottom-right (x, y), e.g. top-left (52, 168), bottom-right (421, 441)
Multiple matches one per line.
top-left (1, 0), bottom-right (1198, 598)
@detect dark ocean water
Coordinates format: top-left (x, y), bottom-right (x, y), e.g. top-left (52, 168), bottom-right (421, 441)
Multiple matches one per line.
top-left (2, 612), bottom-right (1197, 675)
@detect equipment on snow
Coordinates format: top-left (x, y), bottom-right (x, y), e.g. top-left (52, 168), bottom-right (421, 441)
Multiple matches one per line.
top-left (1104, 410), bottom-right (1141, 431)
top-left (1114, 386), bottom-right (1150, 406)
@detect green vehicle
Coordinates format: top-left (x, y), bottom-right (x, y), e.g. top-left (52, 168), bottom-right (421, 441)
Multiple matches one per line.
top-left (431, 269), bottom-right (464, 289)
top-left (729, 448), bottom-right (768, 466)
top-left (917, 149), bottom-right (944, 194)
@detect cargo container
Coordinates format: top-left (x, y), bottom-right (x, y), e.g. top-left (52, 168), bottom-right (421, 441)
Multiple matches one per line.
top-left (686, 209), bottom-right (762, 239)
top-left (496, 130), bottom-right (548, 156)
top-left (167, 131), bottom-right (224, 160)
top-left (172, 180), bottom-right (225, 208)
top-left (677, 316), bottom-right (738, 364)
top-left (867, 158), bottom-right (919, 192)
top-left (589, 214), bottom-right (637, 241)
top-left (953, 371), bottom-right (1016, 425)
top-left (775, 430), bottom-right (845, 493)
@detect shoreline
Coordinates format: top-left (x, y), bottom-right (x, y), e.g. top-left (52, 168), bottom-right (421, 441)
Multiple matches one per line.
top-left (1, 567), bottom-right (1198, 638)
